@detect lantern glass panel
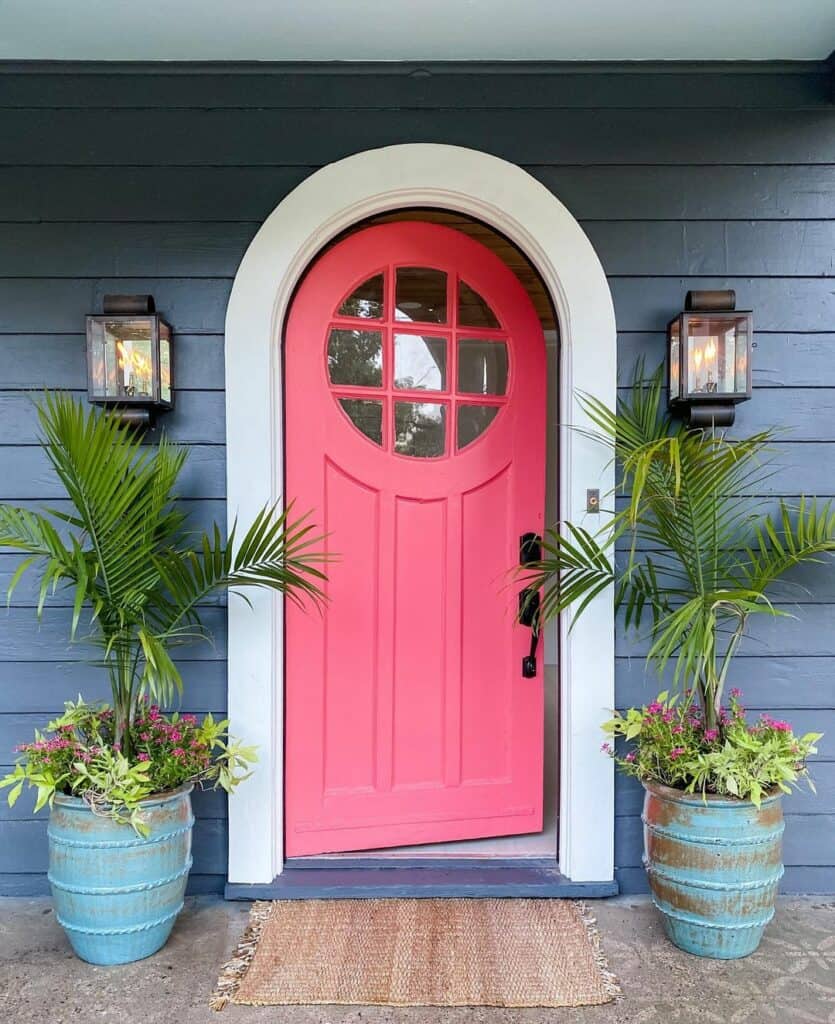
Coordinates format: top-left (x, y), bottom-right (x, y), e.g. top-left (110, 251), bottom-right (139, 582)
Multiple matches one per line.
top-left (89, 319), bottom-right (155, 401)
top-left (159, 321), bottom-right (172, 404)
top-left (732, 317), bottom-right (750, 393)
top-left (685, 316), bottom-right (749, 398)
top-left (669, 319), bottom-right (681, 401)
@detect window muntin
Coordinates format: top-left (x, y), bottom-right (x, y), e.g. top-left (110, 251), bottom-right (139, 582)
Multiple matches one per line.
top-left (328, 270), bottom-right (511, 457)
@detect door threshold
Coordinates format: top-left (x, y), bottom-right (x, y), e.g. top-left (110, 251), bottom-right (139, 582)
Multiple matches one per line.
top-left (225, 858), bottom-right (618, 900)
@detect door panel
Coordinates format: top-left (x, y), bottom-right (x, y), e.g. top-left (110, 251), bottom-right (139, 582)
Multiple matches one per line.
top-left (284, 221), bottom-right (546, 856)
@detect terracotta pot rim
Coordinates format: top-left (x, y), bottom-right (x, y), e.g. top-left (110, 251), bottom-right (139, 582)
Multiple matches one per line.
top-left (642, 779), bottom-right (782, 807)
top-left (52, 782), bottom-right (194, 810)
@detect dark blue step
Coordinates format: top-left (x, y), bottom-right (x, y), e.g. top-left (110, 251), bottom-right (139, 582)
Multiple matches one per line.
top-left (225, 858), bottom-right (618, 900)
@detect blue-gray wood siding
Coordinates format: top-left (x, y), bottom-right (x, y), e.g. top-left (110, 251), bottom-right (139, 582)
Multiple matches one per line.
top-left (0, 61), bottom-right (833, 896)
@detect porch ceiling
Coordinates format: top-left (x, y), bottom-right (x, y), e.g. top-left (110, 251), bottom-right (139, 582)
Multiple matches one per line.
top-left (1, 0), bottom-right (834, 63)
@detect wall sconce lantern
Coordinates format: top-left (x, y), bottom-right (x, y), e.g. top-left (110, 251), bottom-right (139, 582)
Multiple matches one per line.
top-left (86, 295), bottom-right (173, 427)
top-left (668, 290), bottom-right (752, 427)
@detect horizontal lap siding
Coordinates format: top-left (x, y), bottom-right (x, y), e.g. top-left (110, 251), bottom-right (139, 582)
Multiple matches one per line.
top-left (3, 109), bottom-right (835, 165)
top-left (0, 63), bottom-right (833, 896)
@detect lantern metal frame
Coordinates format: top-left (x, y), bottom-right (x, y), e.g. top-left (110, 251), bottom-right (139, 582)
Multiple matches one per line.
top-left (667, 290), bottom-right (752, 428)
top-left (85, 295), bottom-right (174, 428)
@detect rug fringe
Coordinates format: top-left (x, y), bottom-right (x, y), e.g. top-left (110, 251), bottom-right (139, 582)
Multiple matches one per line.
top-left (209, 901), bottom-right (273, 1012)
top-left (573, 900), bottom-right (621, 1001)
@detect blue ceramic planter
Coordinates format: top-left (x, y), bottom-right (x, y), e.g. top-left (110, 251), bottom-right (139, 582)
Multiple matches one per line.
top-left (47, 784), bottom-right (194, 965)
top-left (643, 781), bottom-right (784, 959)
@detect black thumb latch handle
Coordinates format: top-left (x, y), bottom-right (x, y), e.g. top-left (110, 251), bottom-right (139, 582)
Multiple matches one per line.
top-left (522, 621), bottom-right (540, 678)
top-left (518, 531), bottom-right (543, 679)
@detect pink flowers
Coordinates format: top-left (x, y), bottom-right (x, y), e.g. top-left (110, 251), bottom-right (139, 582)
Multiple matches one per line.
top-left (730, 688), bottom-right (743, 699)
top-left (761, 714), bottom-right (792, 733)
top-left (602, 690), bottom-right (819, 802)
top-left (8, 702), bottom-right (227, 812)
top-left (20, 736), bottom-right (80, 754)
top-left (600, 742), bottom-right (612, 755)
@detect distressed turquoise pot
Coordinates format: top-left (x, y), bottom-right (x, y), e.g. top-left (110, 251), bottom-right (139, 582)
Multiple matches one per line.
top-left (47, 784), bottom-right (193, 965)
top-left (642, 781), bottom-right (784, 959)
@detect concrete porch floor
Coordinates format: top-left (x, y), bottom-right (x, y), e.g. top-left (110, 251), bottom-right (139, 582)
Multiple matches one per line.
top-left (0, 896), bottom-right (833, 1023)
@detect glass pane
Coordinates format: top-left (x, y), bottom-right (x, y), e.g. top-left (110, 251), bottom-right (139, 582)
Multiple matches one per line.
top-left (394, 333), bottom-right (446, 392)
top-left (395, 267), bottom-right (447, 324)
top-left (339, 399), bottom-right (383, 446)
top-left (733, 318), bottom-right (750, 393)
top-left (159, 322), bottom-right (172, 404)
top-left (686, 316), bottom-right (746, 397)
top-left (394, 402), bottom-right (446, 458)
top-left (88, 318), bottom-right (154, 400)
top-left (337, 273), bottom-right (384, 319)
top-left (458, 281), bottom-right (500, 329)
top-left (457, 405), bottom-right (499, 450)
top-left (458, 339), bottom-right (508, 395)
top-left (328, 329), bottom-right (382, 388)
top-left (669, 320), bottom-right (680, 401)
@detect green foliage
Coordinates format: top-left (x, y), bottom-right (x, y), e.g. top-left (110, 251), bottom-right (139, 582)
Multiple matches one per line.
top-left (1, 698), bottom-right (257, 835)
top-left (521, 363), bottom-right (835, 732)
top-left (71, 750), bottom-right (155, 834)
top-left (602, 691), bottom-right (821, 806)
top-left (0, 394), bottom-right (328, 758)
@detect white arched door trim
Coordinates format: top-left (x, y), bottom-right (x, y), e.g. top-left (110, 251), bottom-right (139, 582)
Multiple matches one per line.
top-left (225, 144), bottom-right (616, 884)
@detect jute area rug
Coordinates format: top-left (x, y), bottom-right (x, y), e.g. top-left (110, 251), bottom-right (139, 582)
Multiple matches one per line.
top-left (210, 898), bottom-right (620, 1010)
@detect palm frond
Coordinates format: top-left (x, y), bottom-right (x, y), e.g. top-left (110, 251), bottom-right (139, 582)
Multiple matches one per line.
top-left (519, 522), bottom-right (615, 627)
top-left (0, 393), bottom-right (330, 753)
top-left (739, 497), bottom-right (835, 595)
top-left (149, 502), bottom-right (328, 637)
top-left (534, 362), bottom-right (831, 724)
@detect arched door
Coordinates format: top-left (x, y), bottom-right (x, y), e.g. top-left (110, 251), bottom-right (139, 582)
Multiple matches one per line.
top-left (284, 221), bottom-right (546, 856)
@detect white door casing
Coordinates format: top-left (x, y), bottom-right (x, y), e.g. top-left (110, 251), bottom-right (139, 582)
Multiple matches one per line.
top-left (224, 143), bottom-right (617, 884)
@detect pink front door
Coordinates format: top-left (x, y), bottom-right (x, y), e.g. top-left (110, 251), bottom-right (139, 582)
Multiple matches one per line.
top-left (284, 221), bottom-right (546, 856)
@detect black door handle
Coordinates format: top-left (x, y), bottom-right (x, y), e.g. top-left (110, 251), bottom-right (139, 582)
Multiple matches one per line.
top-left (519, 533), bottom-right (542, 678)
top-left (520, 532), bottom-right (541, 565)
top-left (522, 620), bottom-right (541, 679)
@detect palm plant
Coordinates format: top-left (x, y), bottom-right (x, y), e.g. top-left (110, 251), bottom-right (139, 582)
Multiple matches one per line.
top-left (523, 364), bottom-right (835, 732)
top-left (0, 394), bottom-right (327, 759)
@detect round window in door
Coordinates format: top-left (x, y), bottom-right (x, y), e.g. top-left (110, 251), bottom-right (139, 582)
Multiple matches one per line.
top-left (325, 264), bottom-right (511, 457)
top-left (285, 221), bottom-right (546, 857)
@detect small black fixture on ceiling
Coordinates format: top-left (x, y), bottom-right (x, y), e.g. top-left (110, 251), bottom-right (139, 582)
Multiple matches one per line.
top-left (667, 290), bottom-right (752, 428)
top-left (86, 295), bottom-right (174, 428)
